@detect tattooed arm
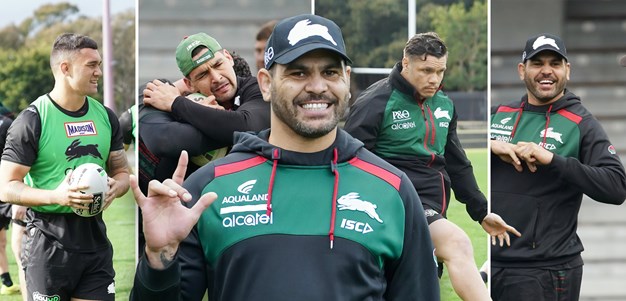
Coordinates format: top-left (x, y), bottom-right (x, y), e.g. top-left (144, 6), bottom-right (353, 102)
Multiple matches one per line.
top-left (104, 149), bottom-right (131, 207)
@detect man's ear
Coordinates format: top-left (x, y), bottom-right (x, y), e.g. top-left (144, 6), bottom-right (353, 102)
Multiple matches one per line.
top-left (182, 77), bottom-right (193, 91)
top-left (223, 49), bottom-right (234, 67)
top-left (257, 68), bottom-right (272, 103)
top-left (60, 61), bottom-right (70, 76)
top-left (517, 62), bottom-right (525, 81)
top-left (401, 56), bottom-right (409, 71)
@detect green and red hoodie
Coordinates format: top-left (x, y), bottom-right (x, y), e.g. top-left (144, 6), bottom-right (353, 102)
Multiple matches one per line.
top-left (344, 62), bottom-right (487, 223)
top-left (131, 129), bottom-right (439, 301)
top-left (491, 90), bottom-right (626, 267)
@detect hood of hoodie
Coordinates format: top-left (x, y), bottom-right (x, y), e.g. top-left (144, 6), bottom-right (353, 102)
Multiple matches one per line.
top-left (228, 128), bottom-right (365, 249)
top-left (518, 89), bottom-right (581, 112)
top-left (499, 89), bottom-right (581, 141)
top-left (230, 128), bottom-right (364, 166)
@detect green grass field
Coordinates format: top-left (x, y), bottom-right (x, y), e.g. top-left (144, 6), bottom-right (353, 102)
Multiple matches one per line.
top-left (440, 148), bottom-right (489, 301)
top-left (4, 191), bottom-right (136, 301)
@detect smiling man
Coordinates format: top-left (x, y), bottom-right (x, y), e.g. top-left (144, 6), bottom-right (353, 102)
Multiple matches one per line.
top-left (130, 14), bottom-right (439, 301)
top-left (0, 33), bottom-right (130, 301)
top-left (490, 33), bottom-right (626, 301)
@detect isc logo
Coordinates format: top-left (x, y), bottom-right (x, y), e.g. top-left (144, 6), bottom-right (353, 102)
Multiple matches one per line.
top-left (340, 218), bottom-right (373, 234)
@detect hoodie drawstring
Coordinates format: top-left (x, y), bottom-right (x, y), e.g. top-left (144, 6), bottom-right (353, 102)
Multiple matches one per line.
top-left (266, 148), bottom-right (280, 216)
top-left (328, 148), bottom-right (339, 249)
top-left (541, 104), bottom-right (553, 147)
top-left (265, 147), bottom-right (340, 250)
top-left (510, 101), bottom-right (525, 139)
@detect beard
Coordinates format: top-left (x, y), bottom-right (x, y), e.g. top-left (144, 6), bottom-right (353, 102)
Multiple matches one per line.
top-left (271, 87), bottom-right (348, 139)
top-left (524, 75), bottom-right (567, 104)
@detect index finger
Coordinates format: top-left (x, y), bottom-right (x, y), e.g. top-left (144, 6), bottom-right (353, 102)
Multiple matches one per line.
top-left (507, 225), bottom-right (522, 237)
top-left (129, 174), bottom-right (148, 207)
top-left (172, 150), bottom-right (189, 185)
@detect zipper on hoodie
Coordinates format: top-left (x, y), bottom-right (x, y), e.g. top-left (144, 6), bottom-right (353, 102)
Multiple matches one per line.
top-left (531, 202), bottom-right (540, 249)
top-left (419, 102), bottom-right (436, 167)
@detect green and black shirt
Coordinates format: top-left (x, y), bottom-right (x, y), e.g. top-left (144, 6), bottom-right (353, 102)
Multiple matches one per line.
top-left (2, 94), bottom-right (123, 251)
top-left (344, 62), bottom-right (487, 223)
top-left (131, 129), bottom-right (439, 301)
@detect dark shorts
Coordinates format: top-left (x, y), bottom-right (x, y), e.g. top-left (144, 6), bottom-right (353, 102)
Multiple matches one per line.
top-left (491, 265), bottom-right (583, 301)
top-left (23, 227), bottom-right (116, 301)
top-left (423, 206), bottom-right (445, 225)
top-left (0, 202), bottom-right (11, 229)
top-left (398, 165), bottom-right (451, 222)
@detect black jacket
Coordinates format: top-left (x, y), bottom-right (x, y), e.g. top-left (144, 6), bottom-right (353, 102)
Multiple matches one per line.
top-left (490, 91), bottom-right (626, 267)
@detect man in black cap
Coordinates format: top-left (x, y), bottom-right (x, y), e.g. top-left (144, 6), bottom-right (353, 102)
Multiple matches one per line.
top-left (490, 33), bottom-right (626, 301)
top-left (130, 14), bottom-right (439, 301)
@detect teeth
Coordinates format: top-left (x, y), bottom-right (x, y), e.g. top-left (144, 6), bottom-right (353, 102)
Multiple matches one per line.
top-left (302, 103), bottom-right (328, 110)
top-left (539, 80), bottom-right (553, 84)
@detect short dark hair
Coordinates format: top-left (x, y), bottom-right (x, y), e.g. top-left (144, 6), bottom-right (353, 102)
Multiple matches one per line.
top-left (404, 32), bottom-right (447, 60)
top-left (50, 33), bottom-right (99, 69)
top-left (256, 20), bottom-right (278, 42)
top-left (230, 51), bottom-right (251, 78)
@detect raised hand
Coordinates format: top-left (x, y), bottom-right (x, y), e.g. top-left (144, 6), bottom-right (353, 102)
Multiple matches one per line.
top-left (130, 151), bottom-right (217, 269)
top-left (143, 79), bottom-right (181, 112)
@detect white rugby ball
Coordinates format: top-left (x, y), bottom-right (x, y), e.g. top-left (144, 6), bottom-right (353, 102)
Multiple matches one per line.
top-left (186, 92), bottom-right (208, 103)
top-left (68, 163), bottom-right (109, 217)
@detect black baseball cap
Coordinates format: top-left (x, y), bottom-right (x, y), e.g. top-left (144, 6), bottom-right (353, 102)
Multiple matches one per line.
top-left (263, 14), bottom-right (352, 70)
top-left (522, 33), bottom-right (568, 62)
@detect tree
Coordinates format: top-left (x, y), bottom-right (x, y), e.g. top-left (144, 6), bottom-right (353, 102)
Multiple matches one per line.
top-left (111, 9), bottom-right (136, 112)
top-left (0, 25), bottom-right (26, 50)
top-left (0, 3), bottom-right (136, 115)
top-left (315, 0), bottom-right (486, 92)
top-left (0, 47), bottom-right (54, 112)
top-left (428, 0), bottom-right (487, 91)
top-left (30, 2), bottom-right (80, 33)
top-left (317, 0), bottom-right (407, 68)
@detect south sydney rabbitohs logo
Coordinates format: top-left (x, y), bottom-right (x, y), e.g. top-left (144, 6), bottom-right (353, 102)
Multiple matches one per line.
top-left (221, 179), bottom-right (271, 228)
top-left (65, 139), bottom-right (103, 161)
top-left (433, 107), bottom-right (451, 120)
top-left (338, 192), bottom-right (383, 234)
top-left (434, 107), bottom-right (451, 128)
top-left (540, 127), bottom-right (564, 144)
top-left (287, 19), bottom-right (337, 46)
top-left (391, 110), bottom-right (416, 130)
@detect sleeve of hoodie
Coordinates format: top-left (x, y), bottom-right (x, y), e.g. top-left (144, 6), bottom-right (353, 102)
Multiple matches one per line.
top-left (548, 114), bottom-right (626, 204)
top-left (130, 164), bottom-right (216, 301)
top-left (384, 173), bottom-right (440, 300)
top-left (444, 108), bottom-right (488, 222)
top-left (343, 89), bottom-right (385, 150)
top-left (169, 77), bottom-right (270, 148)
top-left (139, 106), bottom-right (222, 158)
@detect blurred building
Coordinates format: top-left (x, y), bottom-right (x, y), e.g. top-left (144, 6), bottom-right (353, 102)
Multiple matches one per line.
top-left (138, 0), bottom-right (310, 85)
